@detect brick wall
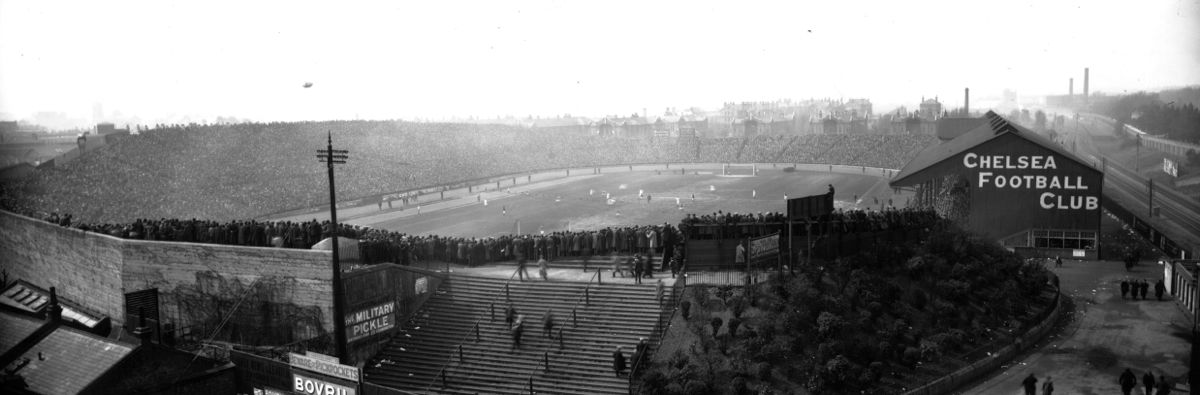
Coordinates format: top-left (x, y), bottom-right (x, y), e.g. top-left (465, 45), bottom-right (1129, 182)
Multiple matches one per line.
top-left (0, 210), bottom-right (126, 323)
top-left (0, 210), bottom-right (335, 344)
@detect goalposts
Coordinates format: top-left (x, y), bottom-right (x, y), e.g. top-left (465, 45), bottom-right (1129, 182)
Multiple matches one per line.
top-left (721, 163), bottom-right (758, 176)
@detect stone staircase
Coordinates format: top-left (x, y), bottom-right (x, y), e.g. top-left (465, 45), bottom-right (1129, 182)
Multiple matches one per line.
top-left (364, 270), bottom-right (675, 394)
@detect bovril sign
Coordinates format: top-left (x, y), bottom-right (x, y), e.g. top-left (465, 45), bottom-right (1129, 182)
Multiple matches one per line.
top-left (292, 372), bottom-right (355, 395)
top-left (962, 153), bottom-right (1099, 210)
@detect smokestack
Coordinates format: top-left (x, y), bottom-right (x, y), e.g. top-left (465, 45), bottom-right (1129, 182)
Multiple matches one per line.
top-left (964, 88), bottom-right (970, 116)
top-left (1070, 78), bottom-right (1074, 96)
top-left (1084, 68), bottom-right (1090, 100)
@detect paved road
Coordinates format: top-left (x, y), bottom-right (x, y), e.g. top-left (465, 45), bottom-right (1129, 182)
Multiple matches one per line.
top-left (962, 259), bottom-right (1191, 394)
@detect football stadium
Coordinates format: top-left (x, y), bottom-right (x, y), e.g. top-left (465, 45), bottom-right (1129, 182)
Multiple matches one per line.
top-left (7, 1), bottom-right (1200, 392)
top-left (0, 114), bottom-right (1086, 394)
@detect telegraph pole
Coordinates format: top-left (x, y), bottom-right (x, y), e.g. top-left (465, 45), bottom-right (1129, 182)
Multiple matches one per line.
top-left (317, 132), bottom-right (349, 363)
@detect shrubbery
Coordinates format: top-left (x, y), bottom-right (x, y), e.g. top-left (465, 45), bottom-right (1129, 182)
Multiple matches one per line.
top-left (639, 218), bottom-right (1054, 394)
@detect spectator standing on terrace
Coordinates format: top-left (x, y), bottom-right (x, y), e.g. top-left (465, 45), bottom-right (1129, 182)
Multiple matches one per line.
top-left (538, 256), bottom-right (549, 281)
top-left (517, 255), bottom-right (531, 281)
top-left (735, 241), bottom-right (746, 269)
top-left (1121, 279), bottom-right (1130, 299)
top-left (610, 252), bottom-right (622, 277)
top-left (632, 254), bottom-right (643, 284)
top-left (633, 337), bottom-right (648, 368)
top-left (1140, 280), bottom-right (1149, 300)
top-left (511, 315), bottom-right (525, 350)
top-left (612, 346), bottom-right (626, 377)
top-left (505, 306), bottom-right (518, 329)
top-left (643, 253), bottom-right (654, 279)
top-left (1143, 371), bottom-right (1155, 395)
top-left (542, 310), bottom-right (555, 339)
top-left (1156, 280), bottom-right (1165, 301)
top-left (1041, 376), bottom-right (1053, 395)
top-left (661, 227), bottom-right (676, 272)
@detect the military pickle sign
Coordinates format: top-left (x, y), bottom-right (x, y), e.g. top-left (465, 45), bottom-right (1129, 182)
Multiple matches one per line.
top-left (345, 301), bottom-right (396, 342)
top-left (963, 153), bottom-right (1099, 210)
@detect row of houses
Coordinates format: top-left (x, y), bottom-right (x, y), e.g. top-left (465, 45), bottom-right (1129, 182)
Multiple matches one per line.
top-left (527, 113), bottom-right (952, 139)
top-left (523, 97), bottom-right (960, 138)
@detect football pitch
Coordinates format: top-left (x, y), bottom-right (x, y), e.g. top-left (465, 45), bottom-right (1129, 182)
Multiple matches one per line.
top-left (280, 165), bottom-right (911, 239)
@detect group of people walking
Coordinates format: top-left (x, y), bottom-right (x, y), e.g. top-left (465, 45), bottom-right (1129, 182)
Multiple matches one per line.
top-left (1121, 278), bottom-right (1166, 301)
top-left (1024, 370), bottom-right (1173, 395)
top-left (1119, 368), bottom-right (1173, 395)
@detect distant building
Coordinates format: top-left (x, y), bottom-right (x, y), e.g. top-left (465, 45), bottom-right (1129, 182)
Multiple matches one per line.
top-left (527, 117), bottom-right (590, 135)
top-left (0, 121), bottom-right (17, 135)
top-left (677, 116), bottom-right (706, 138)
top-left (918, 97), bottom-right (943, 120)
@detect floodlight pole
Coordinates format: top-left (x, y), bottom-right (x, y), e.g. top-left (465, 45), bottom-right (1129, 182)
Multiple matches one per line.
top-left (318, 131), bottom-right (350, 363)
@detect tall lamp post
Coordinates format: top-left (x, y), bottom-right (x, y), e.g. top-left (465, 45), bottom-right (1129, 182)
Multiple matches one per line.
top-left (318, 132), bottom-right (349, 363)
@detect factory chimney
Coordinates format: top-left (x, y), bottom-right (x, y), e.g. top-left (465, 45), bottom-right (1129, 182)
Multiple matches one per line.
top-left (964, 88), bottom-right (970, 116)
top-left (1084, 68), bottom-right (1090, 101)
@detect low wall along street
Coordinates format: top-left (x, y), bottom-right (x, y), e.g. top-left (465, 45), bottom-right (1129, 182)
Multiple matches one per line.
top-left (0, 210), bottom-right (337, 345)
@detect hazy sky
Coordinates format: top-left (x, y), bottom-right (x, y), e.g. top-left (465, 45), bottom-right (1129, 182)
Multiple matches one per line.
top-left (1, 0), bottom-right (1198, 127)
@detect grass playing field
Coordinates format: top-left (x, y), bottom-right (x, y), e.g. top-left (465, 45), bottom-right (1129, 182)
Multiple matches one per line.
top-left (329, 166), bottom-right (911, 238)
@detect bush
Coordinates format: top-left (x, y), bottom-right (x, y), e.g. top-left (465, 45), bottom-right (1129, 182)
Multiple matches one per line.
top-left (683, 380), bottom-right (709, 395)
top-left (728, 296), bottom-right (747, 318)
top-left (906, 288), bottom-right (928, 311)
top-left (711, 317), bottom-right (723, 338)
top-left (919, 339), bottom-right (941, 360)
top-left (756, 362), bottom-right (773, 381)
top-left (901, 347), bottom-right (921, 367)
top-left (730, 377), bottom-right (749, 395)
top-left (641, 371), bottom-right (669, 395)
top-left (868, 361), bottom-right (884, 383)
top-left (728, 317), bottom-right (742, 338)
top-left (816, 312), bottom-right (844, 339)
top-left (715, 285), bottom-right (735, 304)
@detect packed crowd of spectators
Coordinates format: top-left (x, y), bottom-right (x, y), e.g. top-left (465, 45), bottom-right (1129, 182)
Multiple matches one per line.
top-left (36, 200), bottom-right (934, 269)
top-left (0, 119), bottom-right (936, 225)
top-left (678, 206), bottom-right (939, 240)
top-left (40, 208), bottom-right (688, 268)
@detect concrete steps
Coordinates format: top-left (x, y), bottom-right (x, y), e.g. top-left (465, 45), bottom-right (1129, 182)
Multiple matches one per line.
top-left (364, 273), bottom-right (675, 394)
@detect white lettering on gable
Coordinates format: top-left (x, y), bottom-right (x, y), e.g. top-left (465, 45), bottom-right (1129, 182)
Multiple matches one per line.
top-left (963, 153), bottom-right (1057, 170)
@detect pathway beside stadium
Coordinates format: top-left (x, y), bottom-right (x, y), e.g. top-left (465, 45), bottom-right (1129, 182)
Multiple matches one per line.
top-left (963, 259), bottom-right (1192, 395)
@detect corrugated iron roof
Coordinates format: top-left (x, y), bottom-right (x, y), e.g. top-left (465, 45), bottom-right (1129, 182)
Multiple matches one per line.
top-left (1, 280), bottom-right (105, 329)
top-left (12, 327), bottom-right (135, 394)
top-left (0, 310), bottom-right (43, 354)
top-left (890, 111), bottom-right (1099, 186)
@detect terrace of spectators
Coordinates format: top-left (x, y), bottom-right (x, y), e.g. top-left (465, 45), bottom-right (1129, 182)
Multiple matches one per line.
top-left (0, 120), bottom-right (936, 224)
